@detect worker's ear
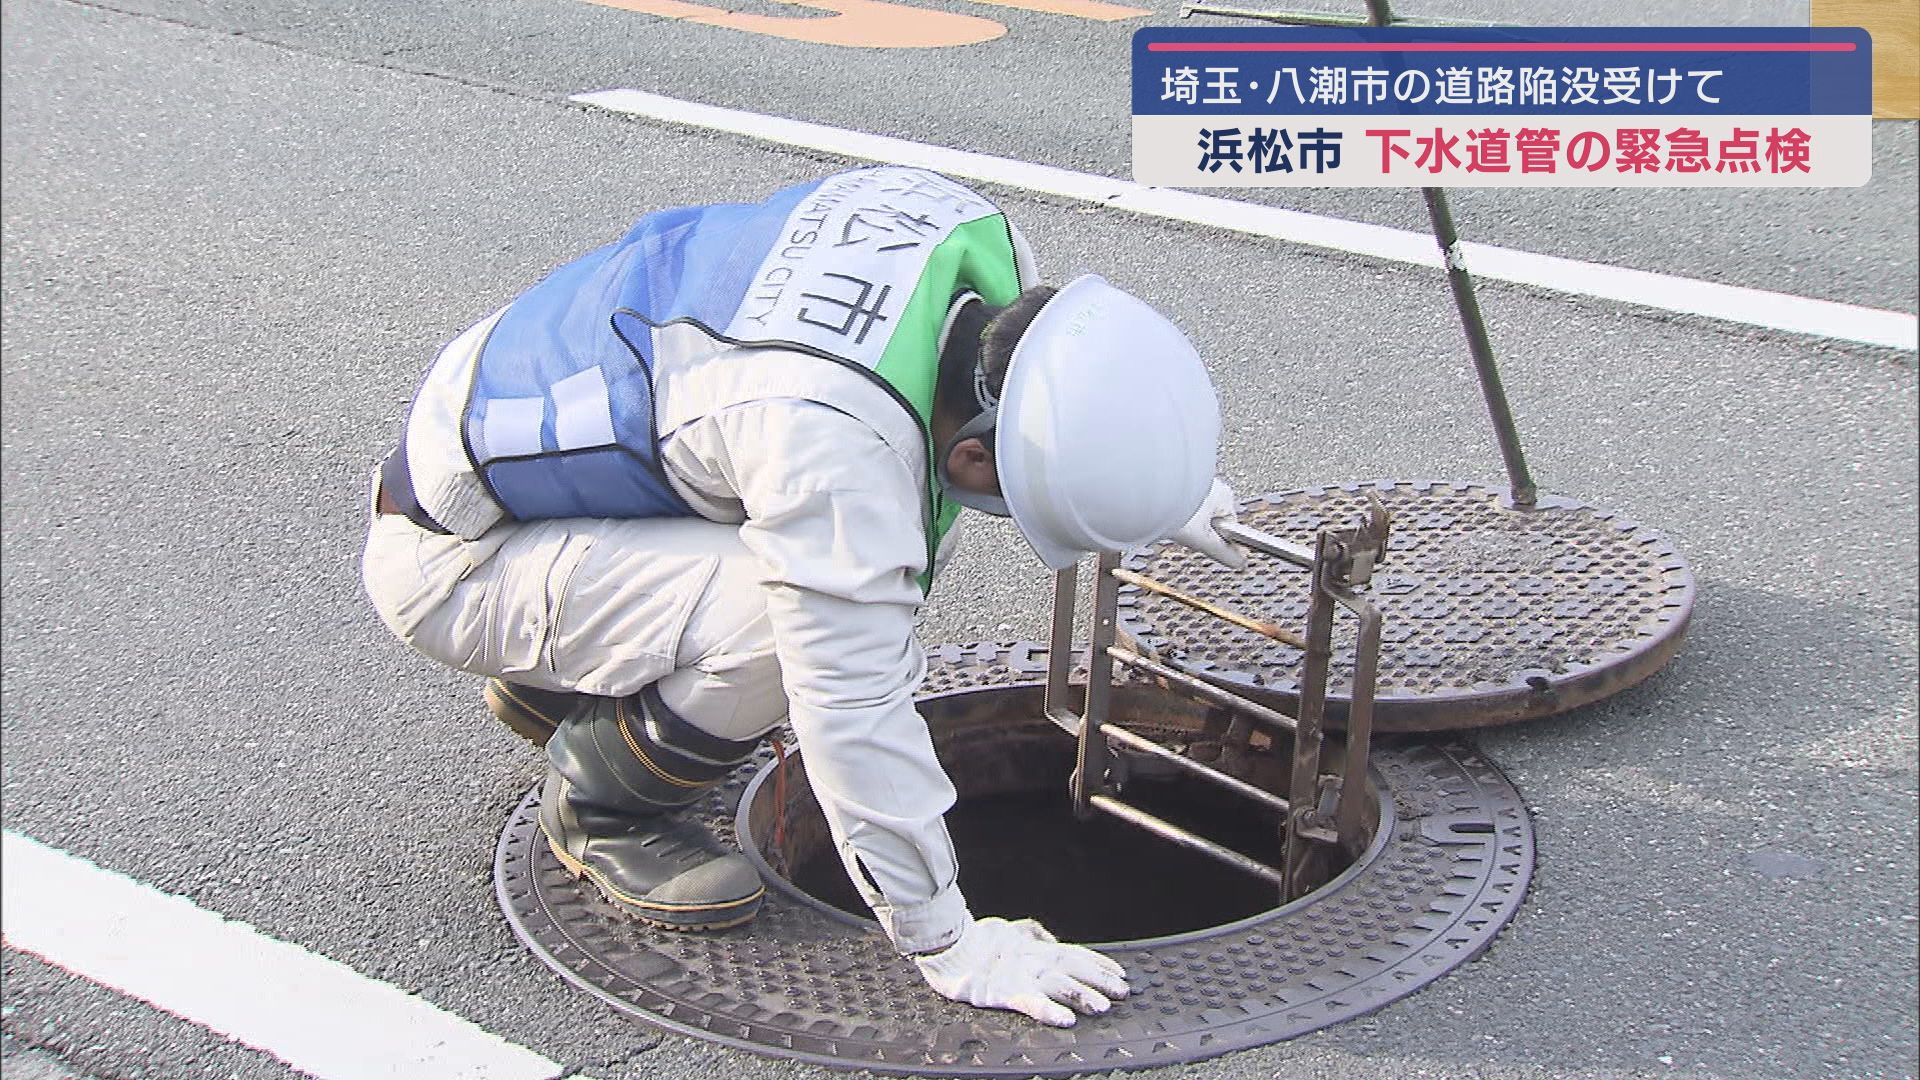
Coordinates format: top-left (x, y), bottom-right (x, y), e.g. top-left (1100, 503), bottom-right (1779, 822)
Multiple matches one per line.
top-left (943, 436), bottom-right (1000, 497)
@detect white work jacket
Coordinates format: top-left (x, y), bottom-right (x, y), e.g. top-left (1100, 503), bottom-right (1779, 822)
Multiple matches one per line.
top-left (403, 314), bottom-right (974, 954)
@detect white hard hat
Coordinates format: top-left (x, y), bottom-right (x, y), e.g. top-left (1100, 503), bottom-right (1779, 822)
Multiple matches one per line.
top-left (995, 275), bottom-right (1221, 570)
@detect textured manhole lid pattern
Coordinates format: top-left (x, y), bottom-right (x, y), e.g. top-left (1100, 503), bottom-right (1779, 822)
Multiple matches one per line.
top-left (496, 643), bottom-right (1537, 1076)
top-left (1118, 480), bottom-right (1695, 731)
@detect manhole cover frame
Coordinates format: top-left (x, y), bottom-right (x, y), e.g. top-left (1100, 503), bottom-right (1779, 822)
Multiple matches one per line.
top-left (1119, 479), bottom-right (1695, 733)
top-left (496, 645), bottom-right (1537, 1076)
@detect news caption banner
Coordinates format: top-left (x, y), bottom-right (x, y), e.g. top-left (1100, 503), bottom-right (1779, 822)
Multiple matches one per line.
top-left (1132, 26), bottom-right (1873, 187)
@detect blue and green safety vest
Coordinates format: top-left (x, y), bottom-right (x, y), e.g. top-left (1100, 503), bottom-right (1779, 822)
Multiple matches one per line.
top-left (460, 166), bottom-right (1024, 587)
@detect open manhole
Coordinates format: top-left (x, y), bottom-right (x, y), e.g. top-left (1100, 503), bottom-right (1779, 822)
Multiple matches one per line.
top-left (497, 643), bottom-right (1535, 1075)
top-left (744, 681), bottom-right (1366, 942)
top-left (1120, 480), bottom-right (1695, 732)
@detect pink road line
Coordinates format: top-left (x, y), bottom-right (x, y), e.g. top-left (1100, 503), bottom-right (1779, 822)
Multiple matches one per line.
top-left (1145, 42), bottom-right (1857, 52)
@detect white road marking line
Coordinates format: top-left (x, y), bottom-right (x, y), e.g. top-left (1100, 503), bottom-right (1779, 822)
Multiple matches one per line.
top-left (571, 88), bottom-right (1918, 353)
top-left (0, 830), bottom-right (572, 1080)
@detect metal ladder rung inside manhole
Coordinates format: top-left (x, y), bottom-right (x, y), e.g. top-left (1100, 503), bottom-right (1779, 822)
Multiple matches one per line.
top-left (1044, 497), bottom-right (1391, 902)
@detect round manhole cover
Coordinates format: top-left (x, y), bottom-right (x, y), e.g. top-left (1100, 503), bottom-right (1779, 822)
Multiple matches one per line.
top-left (1119, 479), bottom-right (1695, 732)
top-left (496, 643), bottom-right (1536, 1075)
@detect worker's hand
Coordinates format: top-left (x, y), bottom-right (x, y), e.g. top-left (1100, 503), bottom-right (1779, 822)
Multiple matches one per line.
top-left (913, 917), bottom-right (1130, 1027)
top-left (1167, 478), bottom-right (1246, 569)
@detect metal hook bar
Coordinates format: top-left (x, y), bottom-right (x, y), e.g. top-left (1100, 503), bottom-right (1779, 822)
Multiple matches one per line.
top-left (1108, 644), bottom-right (1298, 733)
top-left (1071, 552), bottom-right (1124, 819)
top-left (1044, 564), bottom-right (1079, 721)
top-left (1281, 530), bottom-right (1338, 895)
top-left (1099, 719), bottom-right (1293, 815)
top-left (1329, 588), bottom-right (1381, 847)
top-left (1088, 795), bottom-right (1287, 887)
top-left (1215, 520), bottom-right (1316, 569)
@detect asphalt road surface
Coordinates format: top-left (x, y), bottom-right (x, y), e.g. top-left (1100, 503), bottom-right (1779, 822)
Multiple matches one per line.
top-left (3, 0), bottom-right (1916, 1077)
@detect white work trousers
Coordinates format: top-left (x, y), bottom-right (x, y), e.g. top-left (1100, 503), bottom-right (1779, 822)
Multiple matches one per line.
top-left (361, 368), bottom-right (975, 955)
top-left (362, 495), bottom-right (786, 742)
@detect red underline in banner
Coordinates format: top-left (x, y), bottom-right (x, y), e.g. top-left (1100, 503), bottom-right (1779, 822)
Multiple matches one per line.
top-left (1144, 42), bottom-right (1857, 53)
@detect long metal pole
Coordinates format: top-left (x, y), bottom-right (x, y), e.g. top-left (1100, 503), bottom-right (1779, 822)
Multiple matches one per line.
top-left (1362, 0), bottom-right (1538, 506)
top-left (1420, 190), bottom-right (1538, 505)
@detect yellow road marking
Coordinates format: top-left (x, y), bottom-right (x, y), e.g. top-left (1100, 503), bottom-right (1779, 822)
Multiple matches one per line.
top-left (1812, 0), bottom-right (1919, 118)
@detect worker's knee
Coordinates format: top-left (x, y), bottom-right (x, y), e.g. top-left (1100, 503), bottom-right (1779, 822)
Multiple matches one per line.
top-left (658, 641), bottom-right (785, 742)
top-left (655, 549), bottom-right (785, 741)
top-left (361, 512), bottom-right (488, 659)
top-left (367, 510), bottom-right (789, 742)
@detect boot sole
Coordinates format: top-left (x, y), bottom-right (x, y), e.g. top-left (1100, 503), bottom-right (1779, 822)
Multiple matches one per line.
top-left (485, 680), bottom-right (564, 748)
top-left (544, 832), bottom-right (764, 932)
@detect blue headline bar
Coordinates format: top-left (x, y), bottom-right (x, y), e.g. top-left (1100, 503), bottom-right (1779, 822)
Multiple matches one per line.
top-left (1132, 26), bottom-right (1873, 117)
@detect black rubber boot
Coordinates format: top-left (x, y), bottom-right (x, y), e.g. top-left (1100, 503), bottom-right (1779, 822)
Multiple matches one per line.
top-left (538, 689), bottom-right (765, 930)
top-left (484, 679), bottom-right (581, 748)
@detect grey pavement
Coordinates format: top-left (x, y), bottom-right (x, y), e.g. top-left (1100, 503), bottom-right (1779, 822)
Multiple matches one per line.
top-left (2, 0), bottom-right (1916, 1078)
top-left (13, 0), bottom-right (1916, 313)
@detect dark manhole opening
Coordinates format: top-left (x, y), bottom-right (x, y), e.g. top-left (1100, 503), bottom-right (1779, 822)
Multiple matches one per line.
top-left (499, 646), bottom-right (1535, 1076)
top-left (742, 682), bottom-right (1376, 944)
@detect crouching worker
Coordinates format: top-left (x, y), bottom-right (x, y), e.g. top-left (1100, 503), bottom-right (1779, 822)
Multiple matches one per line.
top-left (362, 165), bottom-right (1245, 1027)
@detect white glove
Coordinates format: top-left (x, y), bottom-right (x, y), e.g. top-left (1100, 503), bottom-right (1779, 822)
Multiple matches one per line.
top-left (1168, 478), bottom-right (1246, 569)
top-left (914, 917), bottom-right (1130, 1027)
